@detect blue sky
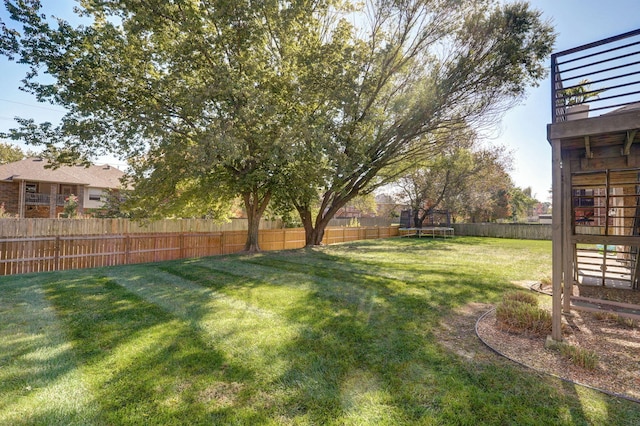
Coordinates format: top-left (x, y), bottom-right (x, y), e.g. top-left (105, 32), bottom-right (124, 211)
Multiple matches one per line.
top-left (1, 0), bottom-right (639, 201)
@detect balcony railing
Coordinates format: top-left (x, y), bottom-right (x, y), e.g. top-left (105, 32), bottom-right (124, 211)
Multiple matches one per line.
top-left (25, 192), bottom-right (50, 205)
top-left (551, 28), bottom-right (640, 123)
top-left (25, 193), bottom-right (68, 206)
top-left (57, 194), bottom-right (69, 205)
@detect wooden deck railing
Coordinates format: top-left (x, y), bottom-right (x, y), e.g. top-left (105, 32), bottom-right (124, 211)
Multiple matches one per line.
top-left (0, 226), bottom-right (399, 276)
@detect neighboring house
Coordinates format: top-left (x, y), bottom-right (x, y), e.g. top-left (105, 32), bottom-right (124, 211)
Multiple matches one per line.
top-left (0, 157), bottom-right (125, 218)
top-left (375, 193), bottom-right (407, 219)
top-left (333, 194), bottom-right (406, 219)
top-left (334, 205), bottom-right (368, 219)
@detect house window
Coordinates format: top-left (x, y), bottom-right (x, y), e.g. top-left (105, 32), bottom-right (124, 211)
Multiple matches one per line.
top-left (25, 183), bottom-right (37, 193)
top-left (573, 189), bottom-right (594, 207)
top-left (88, 190), bottom-right (104, 202)
top-left (60, 185), bottom-right (73, 196)
top-left (573, 188), bottom-right (596, 226)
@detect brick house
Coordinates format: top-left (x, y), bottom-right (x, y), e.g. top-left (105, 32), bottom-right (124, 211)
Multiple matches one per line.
top-left (0, 157), bottom-right (125, 218)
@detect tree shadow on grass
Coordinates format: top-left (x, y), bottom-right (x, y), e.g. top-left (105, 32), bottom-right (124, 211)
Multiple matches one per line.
top-left (269, 270), bottom-right (627, 423)
top-left (35, 271), bottom-right (268, 425)
top-left (240, 255), bottom-right (507, 315)
top-left (186, 247), bottom-right (639, 424)
top-left (9, 234), bottom-right (630, 424)
top-left (0, 274), bottom-right (96, 425)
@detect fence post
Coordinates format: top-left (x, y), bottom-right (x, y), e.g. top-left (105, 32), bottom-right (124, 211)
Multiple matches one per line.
top-left (125, 234), bottom-right (131, 265)
top-left (54, 236), bottom-right (60, 272)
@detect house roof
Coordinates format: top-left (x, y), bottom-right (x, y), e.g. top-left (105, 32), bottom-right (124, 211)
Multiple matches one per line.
top-left (0, 157), bottom-right (125, 189)
top-left (604, 102), bottom-right (640, 115)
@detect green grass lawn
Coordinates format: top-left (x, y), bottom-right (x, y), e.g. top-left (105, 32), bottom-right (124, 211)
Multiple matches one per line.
top-left (1, 236), bottom-right (638, 425)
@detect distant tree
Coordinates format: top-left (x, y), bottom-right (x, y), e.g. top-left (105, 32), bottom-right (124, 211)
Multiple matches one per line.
top-left (508, 186), bottom-right (537, 222)
top-left (395, 128), bottom-right (511, 227)
top-left (0, 141), bottom-right (24, 164)
top-left (342, 194), bottom-right (378, 218)
top-left (374, 194), bottom-right (403, 220)
top-left (536, 201), bottom-right (551, 215)
top-left (60, 194), bottom-right (79, 218)
top-left (446, 156), bottom-right (514, 223)
top-left (92, 189), bottom-right (130, 219)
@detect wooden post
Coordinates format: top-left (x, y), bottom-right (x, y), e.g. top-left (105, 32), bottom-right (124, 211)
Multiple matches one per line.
top-left (18, 180), bottom-right (25, 218)
top-left (551, 139), bottom-right (564, 341)
top-left (54, 236), bottom-right (61, 272)
top-left (125, 234), bottom-right (131, 265)
top-left (562, 149), bottom-right (573, 313)
top-left (49, 185), bottom-right (57, 218)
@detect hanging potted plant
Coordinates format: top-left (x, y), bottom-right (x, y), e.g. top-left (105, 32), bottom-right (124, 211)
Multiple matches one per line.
top-left (561, 79), bottom-right (604, 120)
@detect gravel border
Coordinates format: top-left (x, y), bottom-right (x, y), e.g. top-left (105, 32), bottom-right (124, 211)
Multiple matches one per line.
top-left (475, 307), bottom-right (640, 405)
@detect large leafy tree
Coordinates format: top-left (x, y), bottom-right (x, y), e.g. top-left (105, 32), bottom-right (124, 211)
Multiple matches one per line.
top-left (283, 0), bottom-right (555, 245)
top-left (0, 0), bottom-right (334, 251)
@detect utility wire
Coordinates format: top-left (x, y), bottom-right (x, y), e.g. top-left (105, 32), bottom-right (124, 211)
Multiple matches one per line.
top-left (0, 98), bottom-right (66, 113)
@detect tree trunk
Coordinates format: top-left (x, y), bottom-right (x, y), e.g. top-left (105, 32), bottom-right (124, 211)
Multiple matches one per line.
top-left (296, 206), bottom-right (316, 246)
top-left (297, 205), bottom-right (329, 246)
top-left (245, 211), bottom-right (261, 252)
top-left (299, 198), bottom-right (355, 246)
top-left (413, 210), bottom-right (423, 228)
top-left (243, 190), bottom-right (271, 252)
top-left (308, 217), bottom-right (330, 246)
top-left (295, 190), bottom-right (360, 247)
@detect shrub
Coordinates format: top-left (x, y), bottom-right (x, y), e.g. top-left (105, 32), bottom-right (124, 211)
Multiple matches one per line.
top-left (496, 292), bottom-right (551, 336)
top-left (0, 203), bottom-right (16, 218)
top-left (61, 194), bottom-right (79, 218)
top-left (617, 316), bottom-right (638, 328)
top-left (539, 276), bottom-right (551, 288)
top-left (592, 311), bottom-right (616, 321)
top-left (593, 311), bottom-right (638, 329)
top-left (502, 290), bottom-right (538, 307)
top-left (558, 344), bottom-right (599, 371)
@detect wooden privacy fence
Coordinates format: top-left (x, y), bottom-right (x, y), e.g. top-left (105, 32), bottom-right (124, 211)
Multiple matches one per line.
top-left (0, 226), bottom-right (399, 276)
top-left (452, 223), bottom-right (552, 240)
top-left (0, 218), bottom-right (283, 237)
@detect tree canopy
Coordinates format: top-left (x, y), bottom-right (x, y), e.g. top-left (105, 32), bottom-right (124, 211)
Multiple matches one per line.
top-left (1, 0), bottom-right (555, 248)
top-left (394, 127), bottom-right (511, 227)
top-left (0, 141), bottom-right (24, 164)
top-left (278, 0), bottom-right (556, 244)
top-left (2, 0), bottom-right (337, 250)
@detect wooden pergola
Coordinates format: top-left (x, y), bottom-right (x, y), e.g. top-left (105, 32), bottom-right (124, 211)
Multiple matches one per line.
top-left (548, 29), bottom-right (640, 341)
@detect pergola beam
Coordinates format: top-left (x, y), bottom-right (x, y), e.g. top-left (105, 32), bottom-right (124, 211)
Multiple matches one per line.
top-left (584, 136), bottom-right (593, 159)
top-left (623, 129), bottom-right (637, 155)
